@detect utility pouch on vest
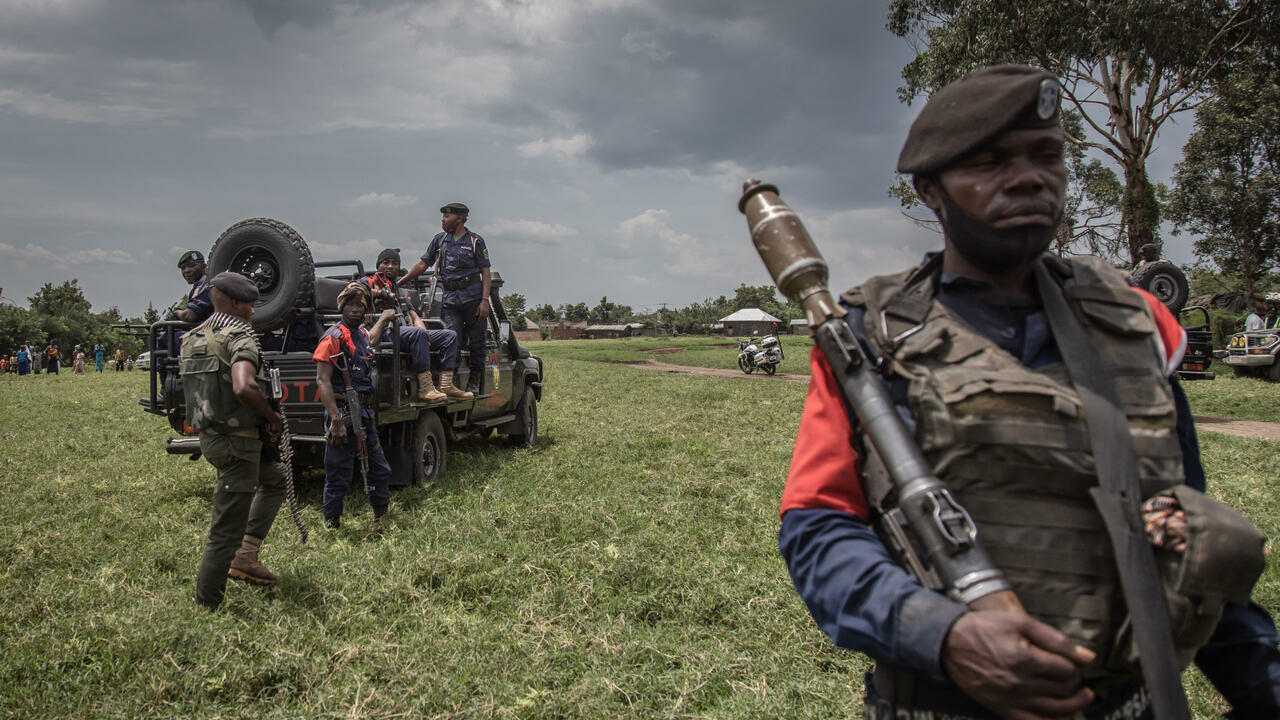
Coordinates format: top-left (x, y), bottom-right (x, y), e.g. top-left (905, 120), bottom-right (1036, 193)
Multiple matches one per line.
top-left (1149, 485), bottom-right (1266, 666)
top-left (181, 353), bottom-right (223, 431)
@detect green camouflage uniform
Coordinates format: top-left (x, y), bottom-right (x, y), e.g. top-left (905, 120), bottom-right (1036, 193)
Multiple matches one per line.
top-left (181, 319), bottom-right (285, 607)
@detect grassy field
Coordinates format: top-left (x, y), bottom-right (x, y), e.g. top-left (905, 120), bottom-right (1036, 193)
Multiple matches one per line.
top-left (0, 348), bottom-right (1276, 719)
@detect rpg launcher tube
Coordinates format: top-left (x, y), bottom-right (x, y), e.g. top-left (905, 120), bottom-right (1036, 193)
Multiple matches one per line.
top-left (738, 179), bottom-right (1019, 611)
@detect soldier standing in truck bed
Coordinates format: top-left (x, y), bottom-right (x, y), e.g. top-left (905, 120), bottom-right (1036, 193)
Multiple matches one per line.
top-left (400, 202), bottom-right (492, 396)
top-left (180, 272), bottom-right (286, 609)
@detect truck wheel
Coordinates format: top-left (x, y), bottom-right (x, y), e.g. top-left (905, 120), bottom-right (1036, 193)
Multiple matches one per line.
top-left (510, 387), bottom-right (538, 448)
top-left (1130, 260), bottom-right (1188, 315)
top-left (208, 218), bottom-right (315, 333)
top-left (413, 411), bottom-right (447, 484)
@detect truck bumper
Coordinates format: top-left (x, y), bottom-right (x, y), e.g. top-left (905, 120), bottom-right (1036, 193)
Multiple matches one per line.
top-left (166, 437), bottom-right (202, 458)
top-left (1223, 355), bottom-right (1274, 367)
top-left (1176, 370), bottom-right (1215, 381)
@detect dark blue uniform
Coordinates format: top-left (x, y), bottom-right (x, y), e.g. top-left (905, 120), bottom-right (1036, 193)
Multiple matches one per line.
top-left (313, 322), bottom-right (391, 522)
top-left (421, 231), bottom-right (491, 384)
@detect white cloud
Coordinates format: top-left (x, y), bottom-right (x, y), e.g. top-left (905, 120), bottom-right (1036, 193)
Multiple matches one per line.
top-left (517, 133), bottom-right (593, 162)
top-left (307, 237), bottom-right (384, 262)
top-left (351, 192), bottom-right (418, 209)
top-left (0, 242), bottom-right (134, 269)
top-left (484, 218), bottom-right (577, 245)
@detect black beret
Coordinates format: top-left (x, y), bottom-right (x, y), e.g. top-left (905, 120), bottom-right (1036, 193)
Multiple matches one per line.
top-left (897, 65), bottom-right (1062, 175)
top-left (439, 202), bottom-right (469, 216)
top-left (209, 271), bottom-right (260, 302)
top-left (177, 250), bottom-right (205, 267)
top-left (377, 248), bottom-right (401, 265)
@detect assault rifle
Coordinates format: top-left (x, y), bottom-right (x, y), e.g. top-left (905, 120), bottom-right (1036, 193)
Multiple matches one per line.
top-left (422, 252), bottom-right (444, 320)
top-left (329, 353), bottom-right (370, 481)
top-left (738, 180), bottom-right (1017, 612)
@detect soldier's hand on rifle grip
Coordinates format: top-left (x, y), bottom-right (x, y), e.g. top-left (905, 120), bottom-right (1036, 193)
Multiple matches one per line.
top-left (328, 420), bottom-right (348, 446)
top-left (265, 411), bottom-right (284, 438)
top-left (942, 610), bottom-right (1096, 720)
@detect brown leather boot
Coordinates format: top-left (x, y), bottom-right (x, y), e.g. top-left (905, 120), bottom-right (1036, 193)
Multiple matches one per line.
top-left (417, 372), bottom-right (447, 404)
top-left (228, 535), bottom-right (278, 585)
top-left (438, 370), bottom-right (474, 400)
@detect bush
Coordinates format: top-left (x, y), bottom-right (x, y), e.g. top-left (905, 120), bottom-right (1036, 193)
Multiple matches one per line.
top-left (1208, 308), bottom-right (1245, 348)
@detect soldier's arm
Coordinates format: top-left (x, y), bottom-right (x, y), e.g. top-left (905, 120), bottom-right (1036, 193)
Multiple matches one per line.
top-left (367, 309), bottom-right (398, 344)
top-left (476, 267), bottom-right (492, 319)
top-left (314, 360), bottom-right (347, 445)
top-left (230, 360), bottom-right (282, 435)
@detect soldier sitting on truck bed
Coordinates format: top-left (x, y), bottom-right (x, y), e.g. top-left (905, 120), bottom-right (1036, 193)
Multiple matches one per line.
top-left (314, 283), bottom-right (397, 529)
top-left (362, 248), bottom-right (471, 403)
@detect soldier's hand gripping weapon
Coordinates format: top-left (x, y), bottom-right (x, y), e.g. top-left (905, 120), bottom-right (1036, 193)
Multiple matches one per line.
top-left (269, 366), bottom-right (308, 544)
top-left (738, 179), bottom-right (1019, 613)
top-left (423, 252), bottom-right (444, 320)
top-left (330, 352), bottom-right (370, 482)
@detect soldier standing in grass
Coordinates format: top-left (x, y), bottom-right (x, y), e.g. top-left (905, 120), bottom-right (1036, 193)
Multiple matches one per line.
top-left (778, 65), bottom-right (1280, 718)
top-left (313, 283), bottom-right (396, 529)
top-left (401, 202), bottom-right (492, 396)
top-left (181, 272), bottom-right (286, 609)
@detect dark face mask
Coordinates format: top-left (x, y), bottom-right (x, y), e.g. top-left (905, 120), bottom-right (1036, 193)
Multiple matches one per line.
top-left (938, 188), bottom-right (1060, 274)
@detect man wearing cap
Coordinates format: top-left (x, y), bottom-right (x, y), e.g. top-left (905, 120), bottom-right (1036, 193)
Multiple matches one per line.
top-left (313, 282), bottom-right (397, 528)
top-left (181, 272), bottom-right (287, 609)
top-left (401, 202), bottom-right (492, 396)
top-left (778, 65), bottom-right (1280, 718)
top-left (362, 248), bottom-right (472, 403)
top-left (171, 250), bottom-right (213, 324)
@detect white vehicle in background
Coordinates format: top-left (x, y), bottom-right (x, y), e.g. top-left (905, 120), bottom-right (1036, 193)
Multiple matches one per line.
top-left (135, 351), bottom-right (150, 370)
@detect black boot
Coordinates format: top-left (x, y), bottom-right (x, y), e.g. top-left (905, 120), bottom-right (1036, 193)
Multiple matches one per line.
top-left (323, 516), bottom-right (340, 529)
top-left (466, 375), bottom-right (482, 396)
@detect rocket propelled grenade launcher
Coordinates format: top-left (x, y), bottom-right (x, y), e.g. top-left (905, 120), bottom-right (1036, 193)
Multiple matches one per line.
top-left (738, 179), bottom-right (1018, 611)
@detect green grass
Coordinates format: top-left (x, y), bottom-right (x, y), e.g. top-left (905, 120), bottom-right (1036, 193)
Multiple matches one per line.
top-left (1180, 360), bottom-right (1280, 423)
top-left (0, 352), bottom-right (1276, 719)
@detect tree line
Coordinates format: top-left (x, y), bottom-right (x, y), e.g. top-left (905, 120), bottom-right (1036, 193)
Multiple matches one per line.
top-left (888, 0), bottom-right (1280, 297)
top-left (0, 280), bottom-right (155, 358)
top-left (519, 285), bottom-right (802, 335)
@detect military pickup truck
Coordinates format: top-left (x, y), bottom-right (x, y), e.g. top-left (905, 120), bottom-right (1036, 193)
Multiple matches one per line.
top-left (141, 218), bottom-right (543, 485)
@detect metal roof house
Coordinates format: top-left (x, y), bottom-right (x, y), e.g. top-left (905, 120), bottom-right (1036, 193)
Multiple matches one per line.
top-left (717, 308), bottom-right (784, 337)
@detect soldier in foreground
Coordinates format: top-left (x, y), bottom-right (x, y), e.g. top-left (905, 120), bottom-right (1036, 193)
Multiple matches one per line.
top-left (361, 248), bottom-right (471, 403)
top-left (401, 202), bottom-right (492, 396)
top-left (181, 272), bottom-right (286, 609)
top-left (777, 65), bottom-right (1280, 718)
top-left (313, 283), bottom-right (395, 529)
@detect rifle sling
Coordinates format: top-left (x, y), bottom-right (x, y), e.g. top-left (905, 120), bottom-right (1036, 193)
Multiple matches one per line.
top-left (1033, 262), bottom-right (1190, 719)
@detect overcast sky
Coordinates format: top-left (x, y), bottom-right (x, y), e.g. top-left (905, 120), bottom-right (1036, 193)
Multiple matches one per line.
top-left (0, 0), bottom-right (1197, 317)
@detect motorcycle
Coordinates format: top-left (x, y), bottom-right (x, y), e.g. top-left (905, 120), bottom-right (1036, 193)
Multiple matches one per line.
top-left (738, 335), bottom-right (783, 375)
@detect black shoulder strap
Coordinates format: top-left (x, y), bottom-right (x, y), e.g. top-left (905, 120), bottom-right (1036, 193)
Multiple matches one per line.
top-left (1033, 260), bottom-right (1190, 719)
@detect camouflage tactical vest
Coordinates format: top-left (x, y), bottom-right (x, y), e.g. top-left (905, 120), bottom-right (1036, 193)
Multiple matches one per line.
top-left (849, 255), bottom-right (1186, 683)
top-left (179, 319), bottom-right (266, 436)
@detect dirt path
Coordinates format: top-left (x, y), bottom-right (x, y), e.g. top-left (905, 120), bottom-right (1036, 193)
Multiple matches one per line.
top-left (634, 351), bottom-right (1280, 442)
top-left (1188, 415), bottom-right (1280, 442)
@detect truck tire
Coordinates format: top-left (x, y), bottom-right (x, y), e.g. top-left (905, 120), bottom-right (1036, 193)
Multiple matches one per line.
top-left (509, 387), bottom-right (538, 448)
top-left (1270, 361), bottom-right (1280, 383)
top-left (1130, 260), bottom-right (1188, 315)
top-left (413, 411), bottom-right (447, 484)
top-left (208, 218), bottom-right (315, 333)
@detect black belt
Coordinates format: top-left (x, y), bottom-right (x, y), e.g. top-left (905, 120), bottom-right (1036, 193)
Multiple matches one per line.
top-left (442, 273), bottom-right (481, 291)
top-left (865, 682), bottom-right (1151, 720)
